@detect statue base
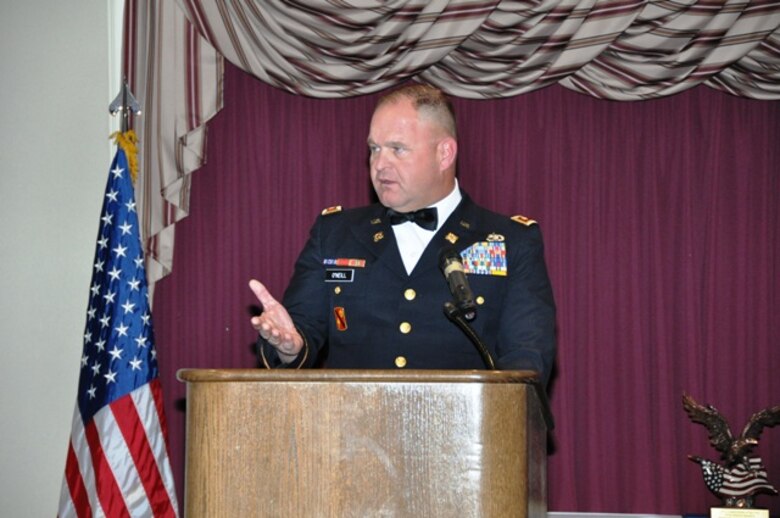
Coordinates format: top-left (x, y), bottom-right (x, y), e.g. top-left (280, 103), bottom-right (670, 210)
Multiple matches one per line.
top-left (711, 507), bottom-right (769, 518)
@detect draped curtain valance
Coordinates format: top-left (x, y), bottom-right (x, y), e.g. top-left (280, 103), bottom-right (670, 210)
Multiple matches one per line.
top-left (124, 0), bottom-right (780, 286)
top-left (179, 0), bottom-right (780, 100)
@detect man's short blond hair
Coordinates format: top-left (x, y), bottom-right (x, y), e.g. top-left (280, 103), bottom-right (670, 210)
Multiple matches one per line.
top-left (376, 83), bottom-right (457, 139)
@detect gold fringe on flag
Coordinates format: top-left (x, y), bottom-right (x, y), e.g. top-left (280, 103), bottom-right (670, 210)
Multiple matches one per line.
top-left (111, 130), bottom-right (139, 183)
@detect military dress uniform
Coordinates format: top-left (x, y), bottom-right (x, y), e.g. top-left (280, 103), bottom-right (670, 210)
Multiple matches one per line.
top-left (259, 193), bottom-right (556, 385)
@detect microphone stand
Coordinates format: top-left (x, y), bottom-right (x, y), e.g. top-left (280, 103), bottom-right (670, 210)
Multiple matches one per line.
top-left (443, 302), bottom-right (555, 429)
top-left (443, 302), bottom-right (496, 370)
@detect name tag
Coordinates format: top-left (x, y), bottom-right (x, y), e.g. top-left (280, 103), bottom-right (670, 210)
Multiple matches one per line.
top-left (325, 269), bottom-right (354, 282)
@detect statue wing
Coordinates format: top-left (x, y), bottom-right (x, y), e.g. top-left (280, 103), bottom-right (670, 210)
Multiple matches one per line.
top-left (741, 405), bottom-right (780, 442)
top-left (683, 393), bottom-right (734, 455)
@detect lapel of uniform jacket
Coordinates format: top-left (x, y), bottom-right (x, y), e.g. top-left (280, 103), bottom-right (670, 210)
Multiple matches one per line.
top-left (349, 204), bottom-right (408, 279)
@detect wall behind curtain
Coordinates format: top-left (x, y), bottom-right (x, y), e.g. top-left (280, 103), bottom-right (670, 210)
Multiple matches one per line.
top-left (154, 61), bottom-right (780, 515)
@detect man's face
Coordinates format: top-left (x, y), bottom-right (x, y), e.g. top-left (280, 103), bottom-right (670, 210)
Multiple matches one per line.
top-left (367, 98), bottom-right (453, 212)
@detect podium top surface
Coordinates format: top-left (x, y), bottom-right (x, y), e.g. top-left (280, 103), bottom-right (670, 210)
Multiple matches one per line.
top-left (177, 368), bottom-right (540, 385)
top-left (178, 368), bottom-right (554, 430)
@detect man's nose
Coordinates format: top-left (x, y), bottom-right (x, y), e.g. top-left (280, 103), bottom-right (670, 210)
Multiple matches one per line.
top-left (371, 148), bottom-right (389, 171)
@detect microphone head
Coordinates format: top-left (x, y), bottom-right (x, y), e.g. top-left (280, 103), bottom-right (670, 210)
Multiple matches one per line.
top-left (438, 246), bottom-right (476, 320)
top-left (439, 246), bottom-right (466, 279)
top-left (438, 246), bottom-right (461, 270)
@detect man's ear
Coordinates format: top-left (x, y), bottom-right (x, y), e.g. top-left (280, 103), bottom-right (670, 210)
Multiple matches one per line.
top-left (437, 137), bottom-right (457, 171)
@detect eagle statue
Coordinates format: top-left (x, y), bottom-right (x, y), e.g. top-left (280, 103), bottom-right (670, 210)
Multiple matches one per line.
top-left (683, 393), bottom-right (780, 508)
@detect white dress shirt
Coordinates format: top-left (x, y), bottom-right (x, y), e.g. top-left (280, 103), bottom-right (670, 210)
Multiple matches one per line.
top-left (391, 180), bottom-right (462, 274)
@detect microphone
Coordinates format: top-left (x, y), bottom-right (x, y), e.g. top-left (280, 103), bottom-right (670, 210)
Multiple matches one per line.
top-left (438, 246), bottom-right (477, 321)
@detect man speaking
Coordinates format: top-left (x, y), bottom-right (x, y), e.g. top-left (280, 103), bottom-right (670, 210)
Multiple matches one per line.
top-left (249, 83), bottom-right (556, 386)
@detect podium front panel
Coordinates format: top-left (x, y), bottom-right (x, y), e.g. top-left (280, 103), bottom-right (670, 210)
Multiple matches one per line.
top-left (180, 369), bottom-right (546, 518)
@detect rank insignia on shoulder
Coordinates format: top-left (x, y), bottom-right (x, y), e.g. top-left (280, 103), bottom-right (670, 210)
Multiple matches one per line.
top-left (321, 205), bottom-right (343, 216)
top-left (511, 214), bottom-right (537, 226)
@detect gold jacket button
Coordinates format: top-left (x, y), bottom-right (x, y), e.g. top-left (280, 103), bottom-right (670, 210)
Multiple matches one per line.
top-left (334, 286), bottom-right (341, 295)
top-left (395, 356), bottom-right (407, 368)
top-left (399, 322), bottom-right (412, 334)
top-left (476, 295), bottom-right (485, 305)
top-left (404, 288), bottom-right (416, 301)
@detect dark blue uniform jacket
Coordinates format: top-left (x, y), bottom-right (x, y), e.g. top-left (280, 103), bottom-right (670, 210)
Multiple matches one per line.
top-left (259, 194), bottom-right (556, 385)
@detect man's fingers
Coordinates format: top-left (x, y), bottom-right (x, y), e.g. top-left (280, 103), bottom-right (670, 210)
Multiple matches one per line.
top-left (248, 278), bottom-right (303, 357)
top-left (258, 321), bottom-right (277, 340)
top-left (249, 279), bottom-right (278, 308)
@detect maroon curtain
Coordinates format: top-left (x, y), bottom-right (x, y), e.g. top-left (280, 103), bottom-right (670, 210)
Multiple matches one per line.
top-left (154, 61), bottom-right (780, 514)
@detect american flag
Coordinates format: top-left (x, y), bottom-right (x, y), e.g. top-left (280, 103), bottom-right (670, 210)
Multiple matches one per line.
top-left (58, 137), bottom-right (179, 517)
top-left (698, 457), bottom-right (778, 498)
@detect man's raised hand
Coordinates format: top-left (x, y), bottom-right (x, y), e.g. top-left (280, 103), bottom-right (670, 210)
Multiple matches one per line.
top-left (249, 279), bottom-right (304, 361)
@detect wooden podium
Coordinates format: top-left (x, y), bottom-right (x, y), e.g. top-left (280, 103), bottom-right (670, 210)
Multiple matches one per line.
top-left (177, 369), bottom-right (551, 518)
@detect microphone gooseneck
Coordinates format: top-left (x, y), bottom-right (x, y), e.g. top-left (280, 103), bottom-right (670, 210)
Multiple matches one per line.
top-left (439, 246), bottom-right (496, 370)
top-left (443, 302), bottom-right (496, 370)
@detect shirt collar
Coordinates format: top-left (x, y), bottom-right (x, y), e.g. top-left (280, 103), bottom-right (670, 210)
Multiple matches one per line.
top-left (429, 179), bottom-right (462, 232)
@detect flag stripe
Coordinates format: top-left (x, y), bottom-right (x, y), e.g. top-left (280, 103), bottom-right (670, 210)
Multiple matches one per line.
top-left (95, 398), bottom-right (153, 517)
top-left (133, 380), bottom-right (180, 512)
top-left (112, 386), bottom-right (176, 516)
top-left (63, 444), bottom-right (93, 518)
top-left (85, 419), bottom-right (131, 517)
top-left (67, 408), bottom-right (105, 517)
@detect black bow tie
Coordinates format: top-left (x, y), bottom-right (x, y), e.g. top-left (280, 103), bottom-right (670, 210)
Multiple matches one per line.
top-left (386, 207), bottom-right (438, 231)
